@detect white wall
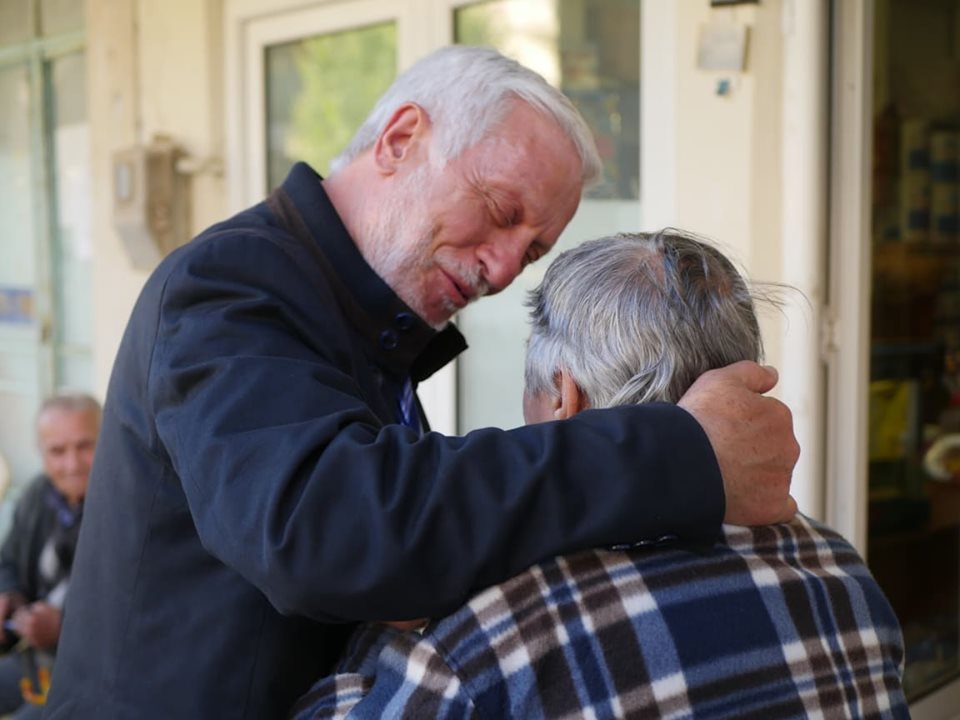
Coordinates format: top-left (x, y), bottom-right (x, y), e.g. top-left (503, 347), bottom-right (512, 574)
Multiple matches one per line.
top-left (87, 0), bottom-right (226, 395)
top-left (644, 0), bottom-right (785, 365)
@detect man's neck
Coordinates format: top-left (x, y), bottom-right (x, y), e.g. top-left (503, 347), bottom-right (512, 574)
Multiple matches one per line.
top-left (322, 162), bottom-right (373, 261)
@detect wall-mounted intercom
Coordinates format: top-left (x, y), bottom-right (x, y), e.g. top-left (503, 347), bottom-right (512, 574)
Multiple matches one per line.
top-left (112, 135), bottom-right (191, 270)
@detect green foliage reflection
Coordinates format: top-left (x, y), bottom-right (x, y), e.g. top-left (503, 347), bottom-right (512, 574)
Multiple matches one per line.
top-left (266, 23), bottom-right (396, 188)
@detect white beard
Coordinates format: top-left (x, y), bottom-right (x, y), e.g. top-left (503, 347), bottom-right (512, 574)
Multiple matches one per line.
top-left (359, 164), bottom-right (489, 329)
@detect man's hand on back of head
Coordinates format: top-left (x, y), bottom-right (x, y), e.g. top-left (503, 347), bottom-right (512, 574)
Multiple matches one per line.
top-left (678, 361), bottom-right (800, 526)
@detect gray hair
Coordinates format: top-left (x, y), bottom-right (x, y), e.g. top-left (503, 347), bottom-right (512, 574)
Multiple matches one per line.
top-left (329, 45), bottom-right (601, 185)
top-left (37, 392), bottom-right (102, 426)
top-left (525, 230), bottom-right (766, 407)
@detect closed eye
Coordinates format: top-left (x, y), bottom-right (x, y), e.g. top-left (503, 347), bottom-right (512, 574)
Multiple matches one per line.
top-left (490, 203), bottom-right (520, 228)
top-left (523, 242), bottom-right (547, 268)
top-left (482, 188), bottom-right (522, 228)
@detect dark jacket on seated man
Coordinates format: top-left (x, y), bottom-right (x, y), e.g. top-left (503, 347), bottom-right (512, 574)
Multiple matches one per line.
top-left (291, 231), bottom-right (908, 720)
top-left (0, 475), bottom-right (82, 613)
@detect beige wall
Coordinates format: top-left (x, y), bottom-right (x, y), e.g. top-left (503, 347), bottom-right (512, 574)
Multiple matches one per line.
top-left (643, 0), bottom-right (786, 372)
top-left (86, 0), bottom-right (225, 395)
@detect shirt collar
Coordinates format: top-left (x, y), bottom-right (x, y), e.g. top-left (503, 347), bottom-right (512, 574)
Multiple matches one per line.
top-left (276, 162), bottom-right (467, 382)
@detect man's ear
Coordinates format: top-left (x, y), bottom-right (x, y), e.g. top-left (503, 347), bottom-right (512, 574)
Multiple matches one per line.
top-left (373, 103), bottom-right (431, 174)
top-left (554, 368), bottom-right (588, 420)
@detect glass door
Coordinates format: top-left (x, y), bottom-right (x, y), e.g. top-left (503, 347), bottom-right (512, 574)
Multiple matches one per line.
top-left (231, 0), bottom-right (422, 201)
top-left (263, 23), bottom-right (397, 192)
top-left (830, 0), bottom-right (960, 714)
top-left (868, 0), bottom-right (960, 707)
top-left (47, 50), bottom-right (93, 390)
top-left (0, 58), bottom-right (45, 492)
top-left (0, 1), bottom-right (89, 500)
top-left (438, 0), bottom-right (642, 432)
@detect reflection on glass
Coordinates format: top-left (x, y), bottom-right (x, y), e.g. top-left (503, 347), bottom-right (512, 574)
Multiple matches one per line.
top-left (0, 61), bottom-right (41, 495)
top-left (0, 0), bottom-right (31, 45)
top-left (454, 0), bottom-right (640, 200)
top-left (0, 64), bottom-right (35, 287)
top-left (40, 0), bottom-right (84, 36)
top-left (47, 52), bottom-right (92, 386)
top-left (869, 0), bottom-right (960, 701)
top-left (265, 23), bottom-right (396, 190)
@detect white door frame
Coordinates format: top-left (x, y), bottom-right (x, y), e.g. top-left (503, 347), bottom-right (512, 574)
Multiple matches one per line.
top-left (779, 0), bottom-right (830, 522)
top-left (824, 0), bottom-right (873, 556)
top-left (224, 0), bottom-right (424, 209)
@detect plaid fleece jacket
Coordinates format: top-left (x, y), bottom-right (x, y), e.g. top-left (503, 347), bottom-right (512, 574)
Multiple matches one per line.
top-left (291, 514), bottom-right (908, 719)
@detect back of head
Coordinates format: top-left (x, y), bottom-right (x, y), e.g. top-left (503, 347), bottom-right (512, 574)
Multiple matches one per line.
top-left (329, 44), bottom-right (600, 184)
top-left (525, 230), bottom-right (764, 407)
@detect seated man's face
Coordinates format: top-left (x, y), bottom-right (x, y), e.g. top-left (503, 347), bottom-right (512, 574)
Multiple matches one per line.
top-left (37, 407), bottom-right (99, 506)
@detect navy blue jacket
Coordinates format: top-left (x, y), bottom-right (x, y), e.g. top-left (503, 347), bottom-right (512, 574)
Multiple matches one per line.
top-left (45, 163), bottom-right (724, 719)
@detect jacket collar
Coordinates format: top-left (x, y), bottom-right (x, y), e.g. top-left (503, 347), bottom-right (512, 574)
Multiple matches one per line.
top-left (274, 162), bottom-right (467, 382)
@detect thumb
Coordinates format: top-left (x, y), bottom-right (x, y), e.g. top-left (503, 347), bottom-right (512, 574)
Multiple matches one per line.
top-left (722, 360), bottom-right (778, 394)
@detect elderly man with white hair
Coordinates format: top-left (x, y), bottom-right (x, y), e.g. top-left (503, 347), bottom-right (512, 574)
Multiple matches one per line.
top-left (293, 230), bottom-right (908, 720)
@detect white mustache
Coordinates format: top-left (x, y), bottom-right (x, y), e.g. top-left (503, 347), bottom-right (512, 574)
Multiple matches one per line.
top-left (444, 261), bottom-right (490, 301)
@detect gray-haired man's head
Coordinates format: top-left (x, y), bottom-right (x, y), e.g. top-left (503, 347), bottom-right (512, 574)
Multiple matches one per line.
top-left (36, 392), bottom-right (102, 507)
top-left (330, 45), bottom-right (601, 185)
top-left (523, 230), bottom-right (764, 418)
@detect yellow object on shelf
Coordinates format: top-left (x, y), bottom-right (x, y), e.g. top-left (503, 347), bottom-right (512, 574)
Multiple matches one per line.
top-left (869, 379), bottom-right (919, 461)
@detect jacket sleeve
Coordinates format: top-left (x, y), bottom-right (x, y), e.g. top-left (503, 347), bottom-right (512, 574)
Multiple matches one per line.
top-left (149, 233), bottom-right (725, 622)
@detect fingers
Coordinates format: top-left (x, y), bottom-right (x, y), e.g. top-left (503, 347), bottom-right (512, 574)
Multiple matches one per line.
top-left (2, 602), bottom-right (61, 650)
top-left (715, 360), bottom-right (779, 394)
top-left (11, 606), bottom-right (30, 640)
top-left (684, 361), bottom-right (798, 527)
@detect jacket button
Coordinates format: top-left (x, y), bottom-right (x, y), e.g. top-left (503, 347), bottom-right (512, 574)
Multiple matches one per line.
top-left (380, 329), bottom-right (399, 350)
top-left (395, 312), bottom-right (415, 331)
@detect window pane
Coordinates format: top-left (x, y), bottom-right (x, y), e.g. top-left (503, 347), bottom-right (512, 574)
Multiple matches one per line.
top-left (453, 0), bottom-right (641, 433)
top-left (47, 51), bottom-right (92, 386)
top-left (0, 384), bottom-right (41, 487)
top-left (869, 0), bottom-right (960, 701)
top-left (40, 0), bottom-right (84, 36)
top-left (0, 0), bottom-right (31, 45)
top-left (0, 62), bottom-right (42, 504)
top-left (264, 22), bottom-right (396, 190)
top-left (0, 64), bottom-right (35, 288)
top-left (455, 0), bottom-right (640, 200)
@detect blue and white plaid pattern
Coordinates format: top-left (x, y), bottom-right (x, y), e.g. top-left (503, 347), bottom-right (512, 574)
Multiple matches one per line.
top-left (291, 515), bottom-right (908, 719)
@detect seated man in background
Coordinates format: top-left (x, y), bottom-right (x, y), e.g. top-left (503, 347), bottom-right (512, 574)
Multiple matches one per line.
top-left (0, 393), bottom-right (100, 719)
top-left (292, 230), bottom-right (908, 719)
